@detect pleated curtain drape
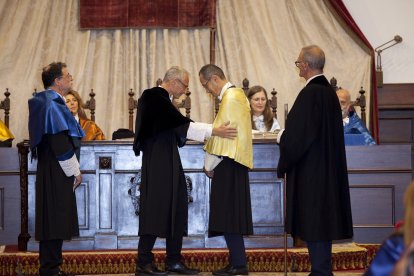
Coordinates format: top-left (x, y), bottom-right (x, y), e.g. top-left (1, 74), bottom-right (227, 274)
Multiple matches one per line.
top-left (0, 0), bottom-right (372, 144)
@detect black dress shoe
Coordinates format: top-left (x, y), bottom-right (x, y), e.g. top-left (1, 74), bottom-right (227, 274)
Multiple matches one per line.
top-left (213, 265), bottom-right (248, 275)
top-left (136, 263), bottom-right (167, 275)
top-left (166, 261), bottom-right (200, 275)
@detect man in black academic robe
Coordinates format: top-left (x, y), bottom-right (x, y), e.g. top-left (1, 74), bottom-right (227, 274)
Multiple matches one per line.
top-left (199, 64), bottom-right (253, 276)
top-left (133, 66), bottom-right (236, 276)
top-left (277, 46), bottom-right (353, 276)
top-left (29, 62), bottom-right (84, 276)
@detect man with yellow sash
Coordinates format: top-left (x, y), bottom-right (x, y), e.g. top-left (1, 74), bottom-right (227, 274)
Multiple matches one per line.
top-left (199, 64), bottom-right (253, 276)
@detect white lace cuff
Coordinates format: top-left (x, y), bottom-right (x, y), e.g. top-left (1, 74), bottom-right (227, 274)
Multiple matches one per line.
top-left (187, 122), bottom-right (212, 142)
top-left (58, 154), bottom-right (81, 177)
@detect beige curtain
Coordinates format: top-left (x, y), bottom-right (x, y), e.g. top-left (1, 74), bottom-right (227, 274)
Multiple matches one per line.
top-left (0, 0), bottom-right (371, 144)
top-left (216, 0), bottom-right (371, 127)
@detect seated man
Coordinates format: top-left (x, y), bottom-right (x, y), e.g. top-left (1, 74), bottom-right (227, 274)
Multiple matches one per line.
top-left (0, 119), bottom-right (14, 147)
top-left (336, 89), bottom-right (376, 146)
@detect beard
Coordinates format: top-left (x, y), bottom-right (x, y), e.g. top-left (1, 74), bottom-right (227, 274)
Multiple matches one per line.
top-left (341, 107), bottom-right (348, 119)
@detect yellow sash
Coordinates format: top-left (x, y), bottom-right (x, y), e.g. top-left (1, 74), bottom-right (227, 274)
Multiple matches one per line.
top-left (0, 120), bottom-right (14, 142)
top-left (204, 88), bottom-right (253, 169)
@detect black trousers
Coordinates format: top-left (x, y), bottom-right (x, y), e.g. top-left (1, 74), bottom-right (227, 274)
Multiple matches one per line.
top-left (39, 239), bottom-right (63, 276)
top-left (306, 240), bottom-right (333, 276)
top-left (138, 177), bottom-right (187, 266)
top-left (224, 233), bottom-right (247, 268)
top-left (138, 234), bottom-right (183, 266)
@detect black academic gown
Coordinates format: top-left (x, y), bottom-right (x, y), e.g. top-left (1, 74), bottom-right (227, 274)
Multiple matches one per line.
top-left (28, 90), bottom-right (83, 242)
top-left (133, 87), bottom-right (191, 238)
top-left (35, 132), bottom-right (80, 241)
top-left (277, 75), bottom-right (353, 242)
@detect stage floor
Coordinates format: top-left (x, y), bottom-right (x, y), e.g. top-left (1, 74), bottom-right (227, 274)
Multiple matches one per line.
top-left (1, 243), bottom-right (377, 276)
top-left (82, 273), bottom-right (364, 276)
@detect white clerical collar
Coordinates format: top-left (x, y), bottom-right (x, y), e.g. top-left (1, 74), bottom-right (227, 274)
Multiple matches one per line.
top-left (218, 82), bottom-right (233, 101)
top-left (306, 74), bottom-right (324, 85)
top-left (74, 113), bottom-right (79, 123)
top-left (343, 117), bottom-right (350, 126)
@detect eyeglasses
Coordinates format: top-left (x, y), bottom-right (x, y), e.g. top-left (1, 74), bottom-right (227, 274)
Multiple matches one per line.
top-left (59, 72), bottom-right (72, 80)
top-left (202, 78), bottom-right (211, 88)
top-left (295, 60), bottom-right (306, 67)
top-left (176, 78), bottom-right (189, 90)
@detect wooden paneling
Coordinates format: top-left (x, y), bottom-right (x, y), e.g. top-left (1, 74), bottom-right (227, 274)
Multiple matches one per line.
top-left (379, 117), bottom-right (413, 143)
top-left (0, 148), bottom-right (20, 245)
top-left (350, 185), bottom-right (394, 226)
top-left (378, 84), bottom-right (414, 109)
top-left (378, 83), bottom-right (414, 178)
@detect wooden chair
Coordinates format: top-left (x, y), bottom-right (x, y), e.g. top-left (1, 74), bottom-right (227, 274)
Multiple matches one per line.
top-left (128, 78), bottom-right (192, 132)
top-left (0, 88), bottom-right (10, 127)
top-left (82, 89), bottom-right (96, 122)
top-left (330, 77), bottom-right (366, 124)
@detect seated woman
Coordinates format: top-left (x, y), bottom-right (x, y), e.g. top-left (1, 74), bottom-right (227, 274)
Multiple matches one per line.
top-left (0, 119), bottom-right (14, 147)
top-left (247, 85), bottom-right (280, 133)
top-left (65, 90), bottom-right (105, 141)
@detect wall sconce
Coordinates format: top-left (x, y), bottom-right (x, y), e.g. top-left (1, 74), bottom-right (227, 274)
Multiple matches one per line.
top-left (375, 35), bottom-right (403, 87)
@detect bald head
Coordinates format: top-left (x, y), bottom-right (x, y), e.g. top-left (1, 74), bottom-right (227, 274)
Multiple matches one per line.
top-left (301, 45), bottom-right (325, 71)
top-left (336, 89), bottom-right (351, 119)
top-left (296, 45), bottom-right (325, 80)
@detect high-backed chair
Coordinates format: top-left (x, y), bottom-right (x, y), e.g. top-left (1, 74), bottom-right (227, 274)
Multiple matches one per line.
top-left (82, 89), bottom-right (96, 122)
top-left (0, 88), bottom-right (10, 127)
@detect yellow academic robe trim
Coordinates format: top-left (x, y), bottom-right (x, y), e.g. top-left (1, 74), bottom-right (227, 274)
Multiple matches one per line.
top-left (204, 88), bottom-right (253, 169)
top-left (0, 120), bottom-right (14, 142)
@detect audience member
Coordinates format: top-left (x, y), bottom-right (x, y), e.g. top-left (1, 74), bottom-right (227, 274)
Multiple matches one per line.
top-left (200, 64), bottom-right (253, 276)
top-left (28, 62), bottom-right (84, 276)
top-left (0, 119), bottom-right (14, 147)
top-left (392, 241), bottom-right (414, 276)
top-left (247, 85), bottom-right (281, 133)
top-left (65, 90), bottom-right (105, 141)
top-left (365, 180), bottom-right (414, 275)
top-left (277, 45), bottom-right (353, 276)
top-left (336, 88), bottom-right (375, 145)
top-left (132, 66), bottom-right (236, 276)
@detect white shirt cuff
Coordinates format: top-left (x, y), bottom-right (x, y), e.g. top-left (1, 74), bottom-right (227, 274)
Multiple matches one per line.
top-left (58, 154), bottom-right (81, 177)
top-left (187, 122), bottom-right (213, 142)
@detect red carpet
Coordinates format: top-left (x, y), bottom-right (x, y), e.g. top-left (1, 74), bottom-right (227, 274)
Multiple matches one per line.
top-left (0, 244), bottom-right (379, 276)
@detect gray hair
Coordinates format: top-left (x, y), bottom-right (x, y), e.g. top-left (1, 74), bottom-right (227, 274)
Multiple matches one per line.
top-left (163, 66), bottom-right (189, 82)
top-left (302, 45), bottom-right (325, 71)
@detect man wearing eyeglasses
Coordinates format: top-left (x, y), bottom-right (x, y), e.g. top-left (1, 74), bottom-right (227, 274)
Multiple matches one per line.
top-left (277, 45), bottom-right (353, 276)
top-left (28, 62), bottom-right (84, 276)
top-left (199, 64), bottom-right (253, 276)
top-left (133, 66), bottom-right (237, 276)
